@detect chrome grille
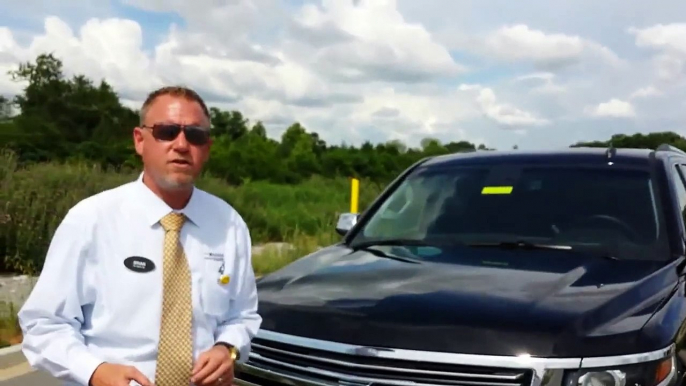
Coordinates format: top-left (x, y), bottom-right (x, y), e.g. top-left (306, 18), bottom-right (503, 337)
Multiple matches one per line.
top-left (236, 337), bottom-right (535, 386)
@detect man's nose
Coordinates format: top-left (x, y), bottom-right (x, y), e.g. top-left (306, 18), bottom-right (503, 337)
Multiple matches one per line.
top-left (172, 130), bottom-right (190, 151)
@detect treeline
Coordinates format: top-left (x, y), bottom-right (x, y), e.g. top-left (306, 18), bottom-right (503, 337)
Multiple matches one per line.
top-left (2, 53), bottom-right (686, 186)
top-left (0, 54), bottom-right (488, 185)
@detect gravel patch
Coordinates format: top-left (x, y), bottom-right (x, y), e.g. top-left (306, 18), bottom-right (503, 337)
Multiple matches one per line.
top-left (251, 242), bottom-right (295, 256)
top-left (0, 275), bottom-right (37, 316)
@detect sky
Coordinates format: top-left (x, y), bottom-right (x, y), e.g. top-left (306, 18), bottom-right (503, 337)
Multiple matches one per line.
top-left (1, 0), bottom-right (685, 150)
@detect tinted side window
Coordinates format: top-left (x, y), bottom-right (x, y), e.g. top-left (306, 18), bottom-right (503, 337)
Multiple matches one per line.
top-left (674, 165), bottom-right (686, 224)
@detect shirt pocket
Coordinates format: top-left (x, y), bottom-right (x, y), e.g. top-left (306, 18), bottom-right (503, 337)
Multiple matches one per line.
top-left (201, 254), bottom-right (235, 317)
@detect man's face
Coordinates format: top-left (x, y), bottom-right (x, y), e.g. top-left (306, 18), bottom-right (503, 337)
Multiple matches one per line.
top-left (133, 94), bottom-right (212, 191)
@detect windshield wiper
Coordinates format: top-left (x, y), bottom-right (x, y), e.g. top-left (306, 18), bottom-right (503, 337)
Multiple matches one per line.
top-left (467, 241), bottom-right (621, 260)
top-left (351, 238), bottom-right (437, 249)
top-left (348, 239), bottom-right (436, 264)
top-left (466, 241), bottom-right (573, 251)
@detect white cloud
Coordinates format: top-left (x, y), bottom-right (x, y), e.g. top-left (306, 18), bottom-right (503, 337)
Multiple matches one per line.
top-left (630, 86), bottom-right (662, 99)
top-left (629, 23), bottom-right (686, 56)
top-left (1, 0), bottom-right (686, 150)
top-left (587, 99), bottom-right (636, 119)
top-left (0, 17), bottom-right (162, 98)
top-left (288, 0), bottom-right (466, 83)
top-left (628, 23), bottom-right (686, 84)
top-left (439, 24), bottom-right (622, 71)
top-left (459, 84), bottom-right (550, 128)
top-left (484, 25), bottom-right (584, 66)
top-left (513, 73), bottom-right (567, 95)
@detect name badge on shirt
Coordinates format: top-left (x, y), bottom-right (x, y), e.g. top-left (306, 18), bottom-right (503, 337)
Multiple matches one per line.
top-left (123, 256), bottom-right (156, 273)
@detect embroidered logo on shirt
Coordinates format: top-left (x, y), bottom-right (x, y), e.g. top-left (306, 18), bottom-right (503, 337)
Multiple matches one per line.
top-left (204, 252), bottom-right (224, 261)
top-left (123, 256), bottom-right (156, 273)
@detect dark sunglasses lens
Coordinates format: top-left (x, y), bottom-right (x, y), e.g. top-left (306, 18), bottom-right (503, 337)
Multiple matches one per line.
top-left (184, 127), bottom-right (210, 145)
top-left (153, 124), bottom-right (181, 141)
top-left (150, 124), bottom-right (209, 145)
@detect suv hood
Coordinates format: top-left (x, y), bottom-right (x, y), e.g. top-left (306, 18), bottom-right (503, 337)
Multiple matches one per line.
top-left (256, 243), bottom-right (679, 358)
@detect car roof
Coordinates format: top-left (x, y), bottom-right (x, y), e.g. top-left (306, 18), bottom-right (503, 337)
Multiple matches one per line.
top-left (420, 147), bottom-right (667, 168)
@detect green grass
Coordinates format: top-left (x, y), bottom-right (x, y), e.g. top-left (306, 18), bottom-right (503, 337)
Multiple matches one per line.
top-left (0, 301), bottom-right (20, 347)
top-left (0, 148), bottom-right (386, 276)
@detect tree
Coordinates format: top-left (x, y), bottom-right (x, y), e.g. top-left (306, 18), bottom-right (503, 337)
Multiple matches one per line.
top-left (5, 52), bottom-right (686, 187)
top-left (4, 53), bottom-right (137, 164)
top-left (0, 96), bottom-right (11, 121)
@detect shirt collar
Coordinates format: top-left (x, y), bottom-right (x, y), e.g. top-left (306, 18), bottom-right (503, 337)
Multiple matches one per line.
top-left (133, 172), bottom-right (206, 229)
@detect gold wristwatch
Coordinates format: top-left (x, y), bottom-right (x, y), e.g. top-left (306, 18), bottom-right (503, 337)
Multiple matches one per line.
top-left (216, 342), bottom-right (240, 361)
top-left (228, 345), bottom-right (239, 361)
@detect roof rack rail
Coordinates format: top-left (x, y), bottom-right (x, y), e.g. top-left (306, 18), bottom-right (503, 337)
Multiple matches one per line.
top-left (656, 143), bottom-right (686, 155)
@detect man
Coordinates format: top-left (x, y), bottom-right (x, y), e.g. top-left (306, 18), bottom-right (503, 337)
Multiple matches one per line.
top-left (18, 86), bottom-right (262, 386)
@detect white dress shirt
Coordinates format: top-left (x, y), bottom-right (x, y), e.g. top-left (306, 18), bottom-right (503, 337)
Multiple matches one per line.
top-left (18, 173), bottom-right (263, 386)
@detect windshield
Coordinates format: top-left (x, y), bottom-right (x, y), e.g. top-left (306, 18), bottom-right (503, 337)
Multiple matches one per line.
top-left (350, 163), bottom-right (670, 261)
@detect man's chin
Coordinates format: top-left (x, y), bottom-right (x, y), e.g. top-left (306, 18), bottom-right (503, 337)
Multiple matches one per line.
top-left (161, 174), bottom-right (195, 190)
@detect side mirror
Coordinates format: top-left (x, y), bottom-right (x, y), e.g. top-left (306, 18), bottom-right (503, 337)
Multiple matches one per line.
top-left (335, 212), bottom-right (359, 236)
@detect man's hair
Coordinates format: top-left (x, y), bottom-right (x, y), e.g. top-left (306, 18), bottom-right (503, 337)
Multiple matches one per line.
top-left (139, 86), bottom-right (211, 125)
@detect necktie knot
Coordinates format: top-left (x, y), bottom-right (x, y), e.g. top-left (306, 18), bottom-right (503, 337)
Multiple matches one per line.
top-left (160, 212), bottom-right (186, 232)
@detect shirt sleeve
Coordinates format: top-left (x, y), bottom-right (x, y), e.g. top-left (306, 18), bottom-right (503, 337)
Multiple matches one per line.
top-left (18, 205), bottom-right (105, 385)
top-left (214, 217), bottom-right (263, 362)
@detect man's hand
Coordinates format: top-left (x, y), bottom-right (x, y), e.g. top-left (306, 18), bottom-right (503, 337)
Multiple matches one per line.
top-left (191, 345), bottom-right (234, 386)
top-left (89, 362), bottom-right (153, 386)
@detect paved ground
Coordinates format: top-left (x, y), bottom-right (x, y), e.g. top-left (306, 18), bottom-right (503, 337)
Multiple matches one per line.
top-left (0, 350), bottom-right (56, 385)
top-left (0, 368), bottom-right (55, 386)
top-left (0, 274), bottom-right (55, 383)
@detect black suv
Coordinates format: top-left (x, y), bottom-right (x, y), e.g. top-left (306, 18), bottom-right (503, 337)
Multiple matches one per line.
top-left (235, 145), bottom-right (686, 386)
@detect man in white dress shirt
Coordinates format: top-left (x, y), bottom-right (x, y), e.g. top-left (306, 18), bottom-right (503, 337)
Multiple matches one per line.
top-left (17, 86), bottom-right (262, 386)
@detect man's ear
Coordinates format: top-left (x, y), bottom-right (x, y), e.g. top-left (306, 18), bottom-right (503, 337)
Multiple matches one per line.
top-left (133, 127), bottom-right (144, 156)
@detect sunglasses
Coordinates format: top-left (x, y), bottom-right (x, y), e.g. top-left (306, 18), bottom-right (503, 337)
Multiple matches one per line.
top-left (141, 124), bottom-right (211, 146)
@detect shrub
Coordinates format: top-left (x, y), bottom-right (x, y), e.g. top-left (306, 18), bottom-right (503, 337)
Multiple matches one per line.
top-left (0, 149), bottom-right (385, 275)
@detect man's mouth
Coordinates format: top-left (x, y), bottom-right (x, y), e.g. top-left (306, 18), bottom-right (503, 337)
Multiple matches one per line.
top-left (170, 159), bottom-right (191, 166)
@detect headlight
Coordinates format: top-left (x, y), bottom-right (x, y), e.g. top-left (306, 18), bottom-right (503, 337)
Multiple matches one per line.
top-left (565, 355), bottom-right (675, 386)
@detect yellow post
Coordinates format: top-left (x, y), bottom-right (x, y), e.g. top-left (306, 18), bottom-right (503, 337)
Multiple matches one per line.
top-left (350, 177), bottom-right (359, 214)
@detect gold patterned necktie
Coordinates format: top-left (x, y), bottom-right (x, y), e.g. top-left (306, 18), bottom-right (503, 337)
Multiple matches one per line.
top-left (155, 212), bottom-right (194, 386)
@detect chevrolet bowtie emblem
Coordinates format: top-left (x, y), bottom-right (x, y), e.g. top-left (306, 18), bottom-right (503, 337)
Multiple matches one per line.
top-left (352, 346), bottom-right (381, 356)
top-left (338, 381), bottom-right (372, 386)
